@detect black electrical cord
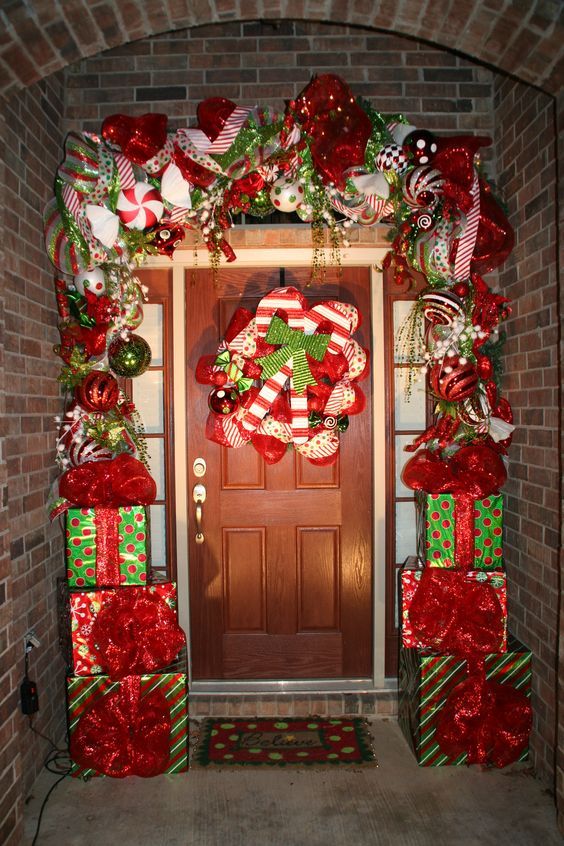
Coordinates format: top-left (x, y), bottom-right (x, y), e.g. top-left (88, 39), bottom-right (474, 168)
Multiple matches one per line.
top-left (30, 772), bottom-right (67, 846)
top-left (28, 717), bottom-right (72, 844)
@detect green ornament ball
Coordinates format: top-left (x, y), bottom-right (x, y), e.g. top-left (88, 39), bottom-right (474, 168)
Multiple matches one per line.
top-left (108, 334), bottom-right (152, 378)
top-left (247, 188), bottom-right (274, 218)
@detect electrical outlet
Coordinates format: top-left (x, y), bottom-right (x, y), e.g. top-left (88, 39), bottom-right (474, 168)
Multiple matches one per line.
top-left (24, 629), bottom-right (41, 653)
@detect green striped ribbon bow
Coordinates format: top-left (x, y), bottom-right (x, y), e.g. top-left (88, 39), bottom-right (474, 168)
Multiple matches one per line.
top-left (256, 316), bottom-right (330, 395)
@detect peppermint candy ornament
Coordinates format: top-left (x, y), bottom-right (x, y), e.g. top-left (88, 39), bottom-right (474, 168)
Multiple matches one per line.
top-left (116, 182), bottom-right (164, 230)
top-left (403, 166), bottom-right (444, 208)
top-left (376, 144), bottom-right (409, 174)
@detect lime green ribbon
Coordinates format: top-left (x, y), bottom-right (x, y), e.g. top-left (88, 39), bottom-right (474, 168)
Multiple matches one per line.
top-left (215, 349), bottom-right (253, 393)
top-left (256, 316), bottom-right (330, 395)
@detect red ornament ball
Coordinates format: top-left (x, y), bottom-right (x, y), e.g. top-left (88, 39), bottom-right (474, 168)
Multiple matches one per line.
top-left (208, 387), bottom-right (239, 415)
top-left (429, 356), bottom-right (479, 402)
top-left (404, 130), bottom-right (438, 165)
top-left (75, 370), bottom-right (119, 412)
top-left (452, 281), bottom-right (470, 298)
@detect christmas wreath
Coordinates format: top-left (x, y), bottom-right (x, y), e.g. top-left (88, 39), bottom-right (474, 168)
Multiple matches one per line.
top-left (196, 286), bottom-right (368, 465)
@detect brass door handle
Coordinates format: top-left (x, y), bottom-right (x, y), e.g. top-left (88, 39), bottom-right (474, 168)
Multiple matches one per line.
top-left (193, 484), bottom-right (206, 544)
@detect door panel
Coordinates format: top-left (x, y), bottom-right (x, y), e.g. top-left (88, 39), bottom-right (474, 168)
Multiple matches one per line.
top-left (186, 266), bottom-right (373, 680)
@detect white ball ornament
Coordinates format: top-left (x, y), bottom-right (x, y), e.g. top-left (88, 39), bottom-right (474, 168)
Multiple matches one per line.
top-left (269, 178), bottom-right (304, 213)
top-left (73, 267), bottom-right (106, 297)
top-left (116, 182), bottom-right (164, 230)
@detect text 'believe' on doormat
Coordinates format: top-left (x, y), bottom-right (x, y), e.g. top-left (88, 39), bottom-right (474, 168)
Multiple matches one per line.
top-left (193, 718), bottom-right (377, 767)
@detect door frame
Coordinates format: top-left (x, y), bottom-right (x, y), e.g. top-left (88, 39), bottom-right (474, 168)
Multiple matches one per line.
top-left (145, 244), bottom-right (389, 692)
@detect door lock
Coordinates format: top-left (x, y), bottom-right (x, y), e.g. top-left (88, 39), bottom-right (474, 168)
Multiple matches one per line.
top-left (193, 458), bottom-right (207, 478)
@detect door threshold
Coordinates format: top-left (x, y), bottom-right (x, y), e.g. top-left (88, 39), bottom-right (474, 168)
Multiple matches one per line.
top-left (190, 678), bottom-right (397, 695)
top-left (188, 681), bottom-right (399, 719)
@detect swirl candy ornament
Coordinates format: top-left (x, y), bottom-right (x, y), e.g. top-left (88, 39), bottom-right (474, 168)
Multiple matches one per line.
top-left (403, 166), bottom-right (444, 208)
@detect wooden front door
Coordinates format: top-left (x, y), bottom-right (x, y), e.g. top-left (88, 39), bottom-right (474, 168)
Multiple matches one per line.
top-left (186, 266), bottom-right (373, 680)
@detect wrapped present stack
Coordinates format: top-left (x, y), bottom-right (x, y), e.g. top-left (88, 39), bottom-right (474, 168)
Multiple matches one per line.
top-left (56, 455), bottom-right (188, 778)
top-left (398, 443), bottom-right (533, 767)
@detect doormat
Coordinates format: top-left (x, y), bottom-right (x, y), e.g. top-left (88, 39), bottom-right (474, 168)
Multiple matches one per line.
top-left (193, 717), bottom-right (376, 768)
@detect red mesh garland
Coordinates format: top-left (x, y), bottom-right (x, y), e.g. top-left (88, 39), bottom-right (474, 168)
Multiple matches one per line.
top-left (90, 589), bottom-right (186, 679)
top-left (70, 675), bottom-right (172, 778)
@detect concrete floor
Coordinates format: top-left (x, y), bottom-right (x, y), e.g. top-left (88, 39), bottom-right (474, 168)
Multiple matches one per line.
top-left (24, 719), bottom-right (561, 846)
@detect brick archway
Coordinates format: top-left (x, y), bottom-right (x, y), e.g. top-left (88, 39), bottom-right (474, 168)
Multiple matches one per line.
top-left (1, 0), bottom-right (562, 99)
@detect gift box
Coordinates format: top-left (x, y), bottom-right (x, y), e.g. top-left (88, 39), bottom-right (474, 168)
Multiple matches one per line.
top-left (418, 491), bottom-right (503, 569)
top-left (67, 651), bottom-right (188, 778)
top-left (63, 581), bottom-right (180, 676)
top-left (400, 558), bottom-right (507, 651)
top-left (65, 505), bottom-right (149, 588)
top-left (398, 635), bottom-right (531, 767)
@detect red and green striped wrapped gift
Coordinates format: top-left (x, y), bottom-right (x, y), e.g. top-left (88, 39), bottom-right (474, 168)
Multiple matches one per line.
top-left (65, 506), bottom-right (149, 588)
top-left (418, 492), bottom-right (504, 569)
top-left (67, 660), bottom-right (188, 777)
top-left (398, 636), bottom-right (531, 767)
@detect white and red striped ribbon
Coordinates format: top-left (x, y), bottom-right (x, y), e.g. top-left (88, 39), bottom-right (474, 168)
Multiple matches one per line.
top-left (255, 288), bottom-right (306, 336)
top-left (242, 362), bottom-right (292, 433)
top-left (114, 153), bottom-right (136, 191)
top-left (207, 106), bottom-right (251, 154)
top-left (168, 205), bottom-right (192, 223)
top-left (324, 382), bottom-right (346, 416)
top-left (222, 414), bottom-right (249, 448)
top-left (454, 173), bottom-right (480, 281)
top-left (182, 106), bottom-right (251, 157)
top-left (303, 302), bottom-right (351, 355)
top-left (289, 386), bottom-right (309, 442)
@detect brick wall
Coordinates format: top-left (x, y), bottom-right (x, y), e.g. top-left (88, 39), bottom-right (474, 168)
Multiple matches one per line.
top-left (493, 77), bottom-right (560, 799)
top-left (0, 74), bottom-right (67, 845)
top-left (1, 0), bottom-right (562, 99)
top-left (63, 20), bottom-right (495, 145)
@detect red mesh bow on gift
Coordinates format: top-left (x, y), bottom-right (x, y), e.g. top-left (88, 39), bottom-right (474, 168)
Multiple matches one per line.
top-left (59, 454), bottom-right (157, 507)
top-left (70, 675), bottom-right (171, 778)
top-left (435, 660), bottom-right (532, 767)
top-left (90, 588), bottom-right (186, 679)
top-left (402, 444), bottom-right (506, 569)
top-left (407, 567), bottom-right (505, 655)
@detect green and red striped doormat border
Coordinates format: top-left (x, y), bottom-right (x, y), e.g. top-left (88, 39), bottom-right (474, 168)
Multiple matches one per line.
top-left (193, 717), bottom-right (376, 767)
